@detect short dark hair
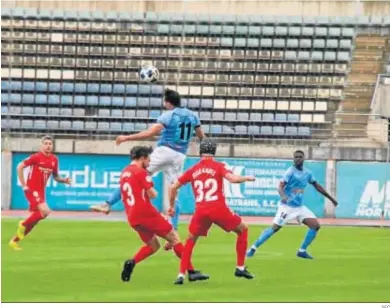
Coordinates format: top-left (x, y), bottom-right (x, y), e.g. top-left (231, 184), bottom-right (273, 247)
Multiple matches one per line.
top-left (41, 135), bottom-right (53, 143)
top-left (200, 139), bottom-right (217, 156)
top-left (164, 88), bottom-right (181, 107)
top-left (130, 146), bottom-right (153, 160)
top-left (294, 150), bottom-right (305, 156)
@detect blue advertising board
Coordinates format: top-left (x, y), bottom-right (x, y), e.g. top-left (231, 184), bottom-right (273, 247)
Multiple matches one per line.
top-left (11, 153), bottom-right (163, 211)
top-left (336, 162), bottom-right (390, 219)
top-left (178, 157), bottom-right (326, 217)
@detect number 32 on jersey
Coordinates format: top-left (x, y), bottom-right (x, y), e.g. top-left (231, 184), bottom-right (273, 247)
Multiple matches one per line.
top-left (194, 179), bottom-right (218, 202)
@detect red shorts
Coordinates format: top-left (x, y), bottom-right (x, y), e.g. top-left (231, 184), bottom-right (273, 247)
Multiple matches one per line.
top-left (24, 189), bottom-right (45, 212)
top-left (128, 211), bottom-right (173, 244)
top-left (189, 205), bottom-right (242, 237)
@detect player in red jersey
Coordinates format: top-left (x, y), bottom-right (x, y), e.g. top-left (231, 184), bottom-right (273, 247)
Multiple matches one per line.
top-left (169, 140), bottom-right (256, 284)
top-left (119, 145), bottom-right (208, 283)
top-left (9, 136), bottom-right (71, 250)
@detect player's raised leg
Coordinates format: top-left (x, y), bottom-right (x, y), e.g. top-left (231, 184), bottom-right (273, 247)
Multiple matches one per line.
top-left (90, 188), bottom-right (121, 214)
top-left (233, 222), bottom-right (254, 279)
top-left (297, 210), bottom-right (321, 259)
top-left (9, 202), bottom-right (50, 250)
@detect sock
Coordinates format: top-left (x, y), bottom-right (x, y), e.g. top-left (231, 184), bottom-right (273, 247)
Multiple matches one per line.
top-left (106, 188), bottom-right (121, 206)
top-left (22, 211), bottom-right (44, 228)
top-left (177, 240), bottom-right (196, 275)
top-left (252, 228), bottom-right (275, 249)
top-left (300, 229), bottom-right (318, 251)
top-left (236, 266), bottom-right (245, 271)
top-left (236, 228), bottom-right (248, 267)
top-left (170, 200), bottom-right (180, 230)
top-left (133, 245), bottom-right (155, 264)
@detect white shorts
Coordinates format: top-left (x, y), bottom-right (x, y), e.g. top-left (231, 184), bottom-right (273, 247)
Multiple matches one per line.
top-left (147, 146), bottom-right (186, 184)
top-left (273, 204), bottom-right (316, 226)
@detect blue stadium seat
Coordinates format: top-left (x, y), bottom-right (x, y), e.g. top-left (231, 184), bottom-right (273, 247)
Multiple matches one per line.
top-left (135, 122), bottom-right (147, 131)
top-left (72, 121), bottom-right (84, 130)
top-left (288, 114), bottom-right (300, 122)
top-left (298, 127), bottom-right (311, 136)
top-left (150, 98), bottom-right (162, 108)
top-left (136, 110), bottom-right (148, 118)
top-left (201, 99), bottom-right (213, 109)
top-left (188, 99), bottom-right (200, 108)
top-left (248, 126), bottom-right (260, 135)
top-left (250, 113), bottom-right (262, 121)
top-left (48, 108), bottom-right (60, 115)
top-left (35, 107), bottom-right (46, 115)
top-left (100, 84), bottom-right (113, 94)
top-left (262, 113), bottom-right (274, 122)
top-left (110, 122), bottom-right (122, 132)
top-left (260, 126), bottom-right (272, 135)
top-left (22, 82), bottom-right (34, 91)
top-left (47, 120), bottom-right (59, 129)
top-left (87, 83), bottom-right (100, 93)
top-left (1, 80), bottom-right (10, 91)
top-left (112, 97), bottom-right (124, 107)
top-left (48, 95), bottom-right (60, 104)
top-left (98, 122), bottom-right (110, 131)
top-left (99, 96), bottom-right (111, 106)
top-left (181, 99), bottom-right (188, 107)
top-left (125, 97), bottom-right (136, 107)
top-left (123, 123), bottom-right (135, 132)
top-left (273, 126), bottom-right (285, 136)
top-left (137, 98), bottom-right (150, 107)
top-left (111, 109), bottom-right (123, 118)
top-left (36, 82), bottom-right (48, 92)
top-left (202, 124), bottom-right (210, 134)
top-left (225, 112), bottom-right (237, 121)
top-left (113, 84), bottom-right (125, 94)
top-left (285, 127), bottom-right (298, 136)
top-left (60, 121), bottom-right (72, 130)
top-left (210, 125), bottom-right (222, 134)
top-left (126, 85), bottom-right (138, 94)
top-left (235, 125), bottom-right (247, 134)
top-left (59, 108), bottom-right (71, 116)
top-left (74, 96), bottom-right (86, 105)
top-left (61, 95), bottom-right (73, 105)
top-left (221, 38), bottom-right (233, 46)
top-left (212, 112), bottom-right (224, 120)
top-left (275, 113), bottom-right (287, 122)
top-left (49, 82), bottom-right (61, 92)
top-left (22, 106), bottom-right (34, 114)
top-left (62, 83), bottom-right (74, 92)
top-left (1, 106), bottom-right (8, 114)
top-left (200, 112), bottom-right (212, 120)
top-left (150, 110), bottom-right (160, 119)
top-left (9, 94), bottom-right (22, 103)
top-left (75, 83), bottom-right (87, 93)
top-left (23, 94), bottom-right (35, 104)
top-left (237, 112), bottom-right (249, 121)
top-left (86, 96), bottom-right (98, 106)
top-left (34, 94), bottom-right (46, 104)
top-left (1, 93), bottom-right (9, 103)
top-left (22, 120), bottom-right (33, 129)
top-left (34, 120), bottom-right (46, 129)
top-left (151, 85), bottom-right (164, 95)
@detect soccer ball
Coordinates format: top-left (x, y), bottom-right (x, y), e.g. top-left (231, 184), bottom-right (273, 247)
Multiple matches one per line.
top-left (139, 65), bottom-right (159, 83)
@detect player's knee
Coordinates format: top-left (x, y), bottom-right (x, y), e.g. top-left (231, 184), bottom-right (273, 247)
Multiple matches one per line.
top-left (235, 222), bottom-right (248, 234)
top-left (272, 224), bottom-right (281, 232)
top-left (312, 224), bottom-right (321, 231)
top-left (149, 239), bottom-right (161, 252)
top-left (40, 208), bottom-right (51, 218)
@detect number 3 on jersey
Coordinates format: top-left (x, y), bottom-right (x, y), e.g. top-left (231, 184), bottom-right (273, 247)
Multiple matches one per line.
top-left (123, 182), bottom-right (135, 206)
top-left (194, 179), bottom-right (218, 202)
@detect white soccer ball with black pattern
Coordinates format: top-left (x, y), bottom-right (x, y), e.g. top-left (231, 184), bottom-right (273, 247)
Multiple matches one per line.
top-left (139, 65), bottom-right (159, 83)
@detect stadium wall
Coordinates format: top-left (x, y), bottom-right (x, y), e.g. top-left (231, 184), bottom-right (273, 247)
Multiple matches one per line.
top-left (2, 149), bottom-right (389, 220)
top-left (4, 0), bottom-right (390, 16)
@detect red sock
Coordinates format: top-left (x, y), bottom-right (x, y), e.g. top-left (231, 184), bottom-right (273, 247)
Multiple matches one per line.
top-left (133, 245), bottom-right (155, 264)
top-left (236, 228), bottom-right (248, 267)
top-left (175, 240), bottom-right (195, 274)
top-left (22, 211), bottom-right (44, 228)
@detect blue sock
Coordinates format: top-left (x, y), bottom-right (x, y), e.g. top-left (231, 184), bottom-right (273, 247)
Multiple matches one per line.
top-left (252, 228), bottom-right (275, 249)
top-left (300, 229), bottom-right (318, 251)
top-left (106, 188), bottom-right (121, 206)
top-left (170, 200), bottom-right (180, 230)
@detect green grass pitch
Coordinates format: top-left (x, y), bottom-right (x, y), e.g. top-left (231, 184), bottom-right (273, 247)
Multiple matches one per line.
top-left (2, 218), bottom-right (390, 302)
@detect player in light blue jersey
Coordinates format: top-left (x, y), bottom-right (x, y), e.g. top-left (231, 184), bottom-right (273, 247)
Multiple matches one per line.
top-left (90, 89), bottom-right (205, 245)
top-left (247, 150), bottom-right (338, 259)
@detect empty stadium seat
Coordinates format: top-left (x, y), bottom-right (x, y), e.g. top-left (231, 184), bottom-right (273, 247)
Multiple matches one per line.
top-left (260, 126), bottom-right (272, 135)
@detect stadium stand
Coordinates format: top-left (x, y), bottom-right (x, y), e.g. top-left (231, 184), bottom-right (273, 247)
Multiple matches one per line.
top-left (1, 9), bottom-right (389, 142)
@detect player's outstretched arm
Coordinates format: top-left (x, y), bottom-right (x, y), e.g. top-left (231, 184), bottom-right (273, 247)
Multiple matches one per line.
top-left (116, 124), bottom-right (164, 146)
top-left (312, 182), bottom-right (338, 207)
top-left (168, 181), bottom-right (182, 217)
top-left (224, 173), bottom-right (255, 184)
top-left (195, 126), bottom-right (206, 141)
